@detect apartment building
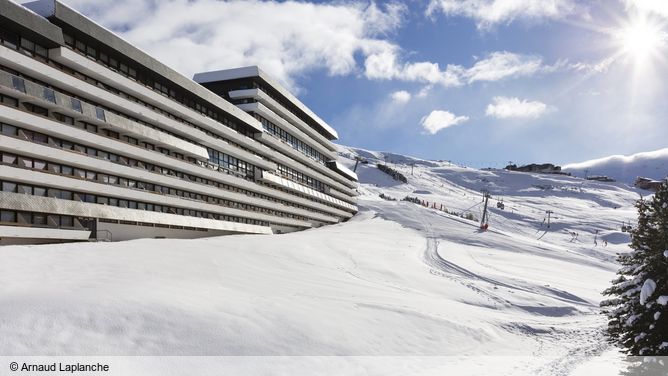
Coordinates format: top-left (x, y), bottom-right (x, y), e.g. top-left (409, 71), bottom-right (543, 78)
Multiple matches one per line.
top-left (0, 0), bottom-right (358, 244)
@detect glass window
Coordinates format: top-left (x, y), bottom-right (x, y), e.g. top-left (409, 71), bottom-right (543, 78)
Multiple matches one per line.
top-left (70, 98), bottom-right (82, 113)
top-left (2, 153), bottom-right (17, 164)
top-left (86, 45), bottom-right (96, 58)
top-left (33, 160), bottom-right (46, 170)
top-left (61, 165), bottom-right (73, 176)
top-left (95, 107), bottom-right (105, 121)
top-left (47, 215), bottom-right (60, 227)
top-left (1, 94), bottom-right (18, 107)
top-left (21, 38), bottom-right (35, 52)
top-left (61, 216), bottom-right (73, 227)
top-left (33, 187), bottom-right (46, 197)
top-left (32, 133), bottom-right (47, 143)
top-left (24, 103), bottom-right (47, 117)
top-left (32, 213), bottom-right (46, 225)
top-left (11, 76), bottom-right (25, 93)
top-left (17, 184), bottom-right (32, 194)
top-left (19, 157), bottom-right (32, 168)
top-left (42, 88), bottom-right (56, 103)
top-left (0, 210), bottom-right (16, 223)
top-left (1, 124), bottom-right (17, 136)
top-left (53, 113), bottom-right (74, 125)
top-left (75, 39), bottom-right (85, 52)
top-left (63, 33), bottom-right (74, 46)
top-left (0, 28), bottom-right (18, 49)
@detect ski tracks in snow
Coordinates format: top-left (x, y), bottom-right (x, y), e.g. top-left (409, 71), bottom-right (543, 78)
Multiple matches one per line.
top-left (415, 203), bottom-right (611, 374)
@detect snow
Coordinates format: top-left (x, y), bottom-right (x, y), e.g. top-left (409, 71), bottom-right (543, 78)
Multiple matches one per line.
top-left (563, 147), bottom-right (668, 183)
top-left (640, 279), bottom-right (657, 305)
top-left (0, 145), bottom-right (645, 374)
top-left (655, 312), bottom-right (662, 321)
top-left (658, 296), bottom-right (668, 306)
top-left (664, 250), bottom-right (668, 258)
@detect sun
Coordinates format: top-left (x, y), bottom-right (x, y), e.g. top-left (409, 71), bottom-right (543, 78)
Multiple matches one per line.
top-left (616, 15), bottom-right (667, 63)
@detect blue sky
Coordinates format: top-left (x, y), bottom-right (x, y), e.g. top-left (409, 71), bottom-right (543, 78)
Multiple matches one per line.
top-left (26, 0), bottom-right (668, 167)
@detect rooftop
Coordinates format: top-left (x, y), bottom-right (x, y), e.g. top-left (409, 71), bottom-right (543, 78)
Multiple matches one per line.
top-left (193, 66), bottom-right (339, 141)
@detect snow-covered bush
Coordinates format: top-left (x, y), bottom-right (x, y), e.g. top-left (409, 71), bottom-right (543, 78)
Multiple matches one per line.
top-left (601, 179), bottom-right (668, 356)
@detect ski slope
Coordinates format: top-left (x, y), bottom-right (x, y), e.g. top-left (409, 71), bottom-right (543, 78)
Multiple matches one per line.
top-left (0, 146), bottom-right (643, 375)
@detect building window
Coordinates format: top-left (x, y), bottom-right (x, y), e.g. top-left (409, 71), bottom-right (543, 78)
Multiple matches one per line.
top-left (42, 87), bottom-right (56, 103)
top-left (23, 103), bottom-right (48, 117)
top-left (0, 94), bottom-right (18, 107)
top-left (0, 123), bottom-right (17, 136)
top-left (0, 210), bottom-right (17, 223)
top-left (53, 113), bottom-right (75, 125)
top-left (2, 181), bottom-right (17, 192)
top-left (61, 216), bottom-right (74, 227)
top-left (32, 213), bottom-right (46, 226)
top-left (11, 76), bottom-right (25, 93)
top-left (70, 98), bottom-right (82, 113)
top-left (95, 107), bottom-right (106, 121)
top-left (0, 27), bottom-right (18, 49)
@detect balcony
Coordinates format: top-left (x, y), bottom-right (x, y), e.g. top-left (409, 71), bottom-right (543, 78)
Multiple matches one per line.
top-left (0, 69), bottom-right (209, 161)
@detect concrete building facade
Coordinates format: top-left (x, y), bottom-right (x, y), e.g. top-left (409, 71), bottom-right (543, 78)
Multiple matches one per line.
top-left (0, 0), bottom-right (357, 244)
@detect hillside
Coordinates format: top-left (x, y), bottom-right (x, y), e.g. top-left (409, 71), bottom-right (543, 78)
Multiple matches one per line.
top-left (0, 146), bottom-right (643, 375)
top-left (563, 148), bottom-right (668, 184)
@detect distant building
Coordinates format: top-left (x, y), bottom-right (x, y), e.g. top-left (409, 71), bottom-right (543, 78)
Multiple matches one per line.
top-left (0, 0), bottom-right (357, 244)
top-left (634, 177), bottom-right (663, 191)
top-left (586, 176), bottom-right (615, 182)
top-left (505, 163), bottom-right (569, 175)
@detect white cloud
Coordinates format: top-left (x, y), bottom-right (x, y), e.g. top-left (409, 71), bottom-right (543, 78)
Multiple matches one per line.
top-left (365, 51), bottom-right (545, 87)
top-left (426, 0), bottom-right (580, 28)
top-left (420, 110), bottom-right (469, 134)
top-left (22, 1), bottom-right (563, 92)
top-left (626, 0), bottom-right (668, 18)
top-left (485, 96), bottom-right (549, 119)
top-left (390, 90), bottom-right (412, 103)
top-left (47, 0), bottom-right (406, 91)
top-left (465, 52), bottom-right (542, 83)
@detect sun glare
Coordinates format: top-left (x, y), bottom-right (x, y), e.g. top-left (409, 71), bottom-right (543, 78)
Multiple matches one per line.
top-left (617, 16), bottom-right (667, 63)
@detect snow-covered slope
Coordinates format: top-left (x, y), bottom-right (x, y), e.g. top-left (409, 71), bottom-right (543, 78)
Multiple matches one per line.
top-left (0, 146), bottom-right (643, 374)
top-left (563, 148), bottom-right (668, 183)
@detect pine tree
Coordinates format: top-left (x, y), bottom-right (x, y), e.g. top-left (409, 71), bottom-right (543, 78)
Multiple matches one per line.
top-left (601, 180), bottom-right (668, 356)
